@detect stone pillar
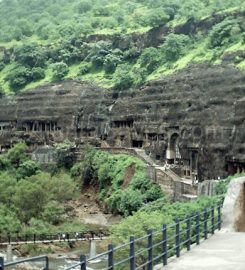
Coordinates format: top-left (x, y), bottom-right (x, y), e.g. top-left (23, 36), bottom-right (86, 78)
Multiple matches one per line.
top-left (89, 240), bottom-right (97, 258)
top-left (6, 244), bottom-right (13, 262)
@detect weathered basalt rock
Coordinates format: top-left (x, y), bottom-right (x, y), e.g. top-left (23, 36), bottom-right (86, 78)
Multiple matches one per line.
top-left (0, 63), bottom-right (244, 181)
top-left (222, 176), bottom-right (245, 232)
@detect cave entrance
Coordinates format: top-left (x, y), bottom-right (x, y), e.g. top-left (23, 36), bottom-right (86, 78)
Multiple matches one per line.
top-left (132, 140), bottom-right (143, 148)
top-left (166, 133), bottom-right (181, 164)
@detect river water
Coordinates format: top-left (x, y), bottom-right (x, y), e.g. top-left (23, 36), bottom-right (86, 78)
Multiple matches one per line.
top-left (1, 247), bottom-right (108, 270)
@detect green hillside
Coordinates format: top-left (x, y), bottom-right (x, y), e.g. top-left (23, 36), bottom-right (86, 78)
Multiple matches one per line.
top-left (0, 0), bottom-right (244, 94)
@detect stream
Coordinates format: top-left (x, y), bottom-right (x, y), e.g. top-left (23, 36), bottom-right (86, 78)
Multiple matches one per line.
top-left (0, 243), bottom-right (108, 270)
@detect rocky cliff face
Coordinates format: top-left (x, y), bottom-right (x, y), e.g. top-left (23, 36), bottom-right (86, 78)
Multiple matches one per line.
top-left (0, 63), bottom-right (244, 181)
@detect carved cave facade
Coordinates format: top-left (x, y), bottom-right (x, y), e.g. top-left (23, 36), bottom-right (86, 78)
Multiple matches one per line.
top-left (0, 64), bottom-right (244, 181)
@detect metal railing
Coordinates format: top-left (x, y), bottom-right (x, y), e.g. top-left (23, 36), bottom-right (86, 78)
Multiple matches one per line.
top-left (0, 230), bottom-right (107, 245)
top-left (65, 204), bottom-right (222, 270)
top-left (0, 255), bottom-right (48, 270)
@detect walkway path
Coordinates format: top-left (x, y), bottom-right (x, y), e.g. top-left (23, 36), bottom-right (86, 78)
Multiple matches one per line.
top-left (158, 231), bottom-right (245, 270)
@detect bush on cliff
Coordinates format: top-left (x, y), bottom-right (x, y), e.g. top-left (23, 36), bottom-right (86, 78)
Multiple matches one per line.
top-left (71, 147), bottom-right (165, 216)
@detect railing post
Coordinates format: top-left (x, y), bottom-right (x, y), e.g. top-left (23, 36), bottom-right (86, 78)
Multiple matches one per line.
top-left (218, 205), bottom-right (221, 230)
top-left (7, 233), bottom-right (10, 244)
top-left (196, 212), bottom-right (200, 245)
top-left (211, 208), bottom-right (215, 234)
top-left (33, 234), bottom-right (36, 244)
top-left (162, 225), bottom-right (167, 266)
top-left (44, 256), bottom-right (49, 270)
top-left (0, 257), bottom-right (4, 270)
top-left (108, 244), bottom-right (114, 270)
top-left (175, 219), bottom-right (180, 258)
top-left (147, 230), bottom-right (153, 270)
top-left (130, 236), bottom-right (135, 270)
top-left (80, 255), bottom-right (86, 270)
top-left (186, 217), bottom-right (191, 251)
top-left (204, 210), bottom-right (208, 239)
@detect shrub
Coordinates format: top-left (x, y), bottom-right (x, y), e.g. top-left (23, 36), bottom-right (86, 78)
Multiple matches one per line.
top-left (54, 140), bottom-right (76, 168)
top-left (209, 18), bottom-right (241, 48)
top-left (14, 43), bottom-right (47, 68)
top-left (7, 143), bottom-right (28, 167)
top-left (107, 188), bottom-right (144, 216)
top-left (14, 180), bottom-right (48, 223)
top-left (51, 62), bottom-right (69, 81)
top-left (76, 0), bottom-right (92, 13)
top-left (113, 65), bottom-right (134, 90)
top-left (31, 67), bottom-right (45, 81)
top-left (0, 205), bottom-right (22, 233)
top-left (139, 47), bottom-right (161, 73)
top-left (78, 63), bottom-right (91, 75)
top-left (161, 33), bottom-right (191, 62)
top-left (6, 65), bottom-right (32, 91)
top-left (42, 201), bottom-right (65, 225)
top-left (16, 160), bottom-right (40, 179)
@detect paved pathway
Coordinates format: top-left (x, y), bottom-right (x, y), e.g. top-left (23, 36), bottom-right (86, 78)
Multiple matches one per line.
top-left (158, 231), bottom-right (245, 270)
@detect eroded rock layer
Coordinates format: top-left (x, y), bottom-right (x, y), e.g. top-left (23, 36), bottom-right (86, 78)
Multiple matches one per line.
top-left (0, 63), bottom-right (244, 180)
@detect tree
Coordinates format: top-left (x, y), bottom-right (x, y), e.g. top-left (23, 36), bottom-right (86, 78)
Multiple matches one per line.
top-left (0, 172), bottom-right (17, 204)
top-left (113, 65), bottom-right (134, 90)
top-left (76, 0), bottom-right (92, 13)
top-left (0, 205), bottom-right (21, 233)
top-left (7, 143), bottom-right (28, 167)
top-left (54, 140), bottom-right (76, 168)
top-left (6, 65), bottom-right (32, 91)
top-left (14, 180), bottom-right (48, 223)
top-left (86, 41), bottom-right (112, 69)
top-left (145, 9), bottom-right (169, 27)
top-left (209, 18), bottom-right (241, 48)
top-left (16, 160), bottom-right (40, 179)
top-left (103, 49), bottom-right (123, 73)
top-left (139, 47), bottom-right (161, 73)
top-left (14, 43), bottom-right (47, 68)
top-left (42, 201), bottom-right (64, 225)
top-left (161, 34), bottom-right (190, 62)
top-left (107, 188), bottom-right (144, 216)
top-left (31, 67), bottom-right (45, 81)
top-left (51, 62), bottom-right (69, 81)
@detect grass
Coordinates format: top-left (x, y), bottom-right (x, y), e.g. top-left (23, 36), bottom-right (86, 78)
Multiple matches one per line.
top-left (224, 41), bottom-right (245, 52)
top-left (237, 60), bottom-right (245, 70)
top-left (23, 68), bottom-right (53, 91)
top-left (0, 63), bottom-right (15, 93)
top-left (146, 38), bottom-right (212, 81)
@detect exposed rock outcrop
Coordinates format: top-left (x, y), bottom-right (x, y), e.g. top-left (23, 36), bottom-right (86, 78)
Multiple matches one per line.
top-left (0, 63), bottom-right (244, 182)
top-left (222, 176), bottom-right (245, 232)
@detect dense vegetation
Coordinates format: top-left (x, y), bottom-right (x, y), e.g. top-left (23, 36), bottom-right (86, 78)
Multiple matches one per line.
top-left (71, 147), bottom-right (164, 216)
top-left (0, 143), bottom-right (84, 235)
top-left (0, 0), bottom-right (244, 93)
top-left (110, 172), bottom-right (245, 243)
top-left (0, 142), bottom-right (242, 253)
top-left (0, 143), bottom-right (163, 235)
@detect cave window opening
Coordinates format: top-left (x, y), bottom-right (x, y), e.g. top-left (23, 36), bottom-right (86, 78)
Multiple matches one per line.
top-left (132, 140), bottom-right (143, 148)
top-left (166, 133), bottom-right (181, 164)
top-left (156, 154), bottom-right (161, 160)
top-left (158, 134), bottom-right (165, 141)
top-left (113, 120), bottom-right (134, 128)
top-left (149, 133), bottom-right (157, 141)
